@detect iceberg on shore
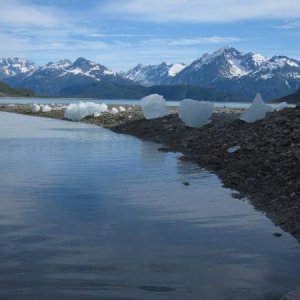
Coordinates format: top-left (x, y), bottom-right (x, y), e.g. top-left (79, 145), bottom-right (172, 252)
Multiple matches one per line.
top-left (41, 105), bottom-right (52, 113)
top-left (274, 102), bottom-right (288, 111)
top-left (140, 94), bottom-right (169, 119)
top-left (64, 102), bottom-right (108, 121)
top-left (240, 93), bottom-right (273, 123)
top-left (31, 104), bottom-right (40, 113)
top-left (179, 99), bottom-right (214, 128)
top-left (111, 107), bottom-right (119, 114)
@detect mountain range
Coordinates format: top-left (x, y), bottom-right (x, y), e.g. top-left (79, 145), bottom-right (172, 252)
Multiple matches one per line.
top-left (1, 57), bottom-right (132, 96)
top-left (1, 47), bottom-right (300, 101)
top-left (123, 47), bottom-right (300, 100)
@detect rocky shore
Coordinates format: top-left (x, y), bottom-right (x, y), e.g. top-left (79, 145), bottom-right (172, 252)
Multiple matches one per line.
top-left (0, 103), bottom-right (299, 242)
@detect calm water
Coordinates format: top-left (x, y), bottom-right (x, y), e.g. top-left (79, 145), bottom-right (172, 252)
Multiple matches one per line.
top-left (0, 112), bottom-right (299, 300)
top-left (0, 96), bottom-right (258, 108)
top-left (0, 97), bottom-right (294, 109)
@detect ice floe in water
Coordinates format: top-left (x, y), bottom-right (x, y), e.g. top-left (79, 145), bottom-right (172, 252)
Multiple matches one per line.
top-left (119, 106), bottom-right (126, 112)
top-left (31, 104), bottom-right (41, 113)
top-left (41, 105), bottom-right (52, 113)
top-left (140, 94), bottom-right (169, 119)
top-left (179, 99), bottom-right (214, 128)
top-left (64, 102), bottom-right (108, 121)
top-left (240, 93), bottom-right (273, 123)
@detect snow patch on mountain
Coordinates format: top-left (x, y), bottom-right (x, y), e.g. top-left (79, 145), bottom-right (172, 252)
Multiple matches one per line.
top-left (227, 58), bottom-right (249, 77)
top-left (168, 63), bottom-right (186, 76)
top-left (123, 62), bottom-right (186, 85)
top-left (252, 53), bottom-right (267, 65)
top-left (0, 57), bottom-right (38, 78)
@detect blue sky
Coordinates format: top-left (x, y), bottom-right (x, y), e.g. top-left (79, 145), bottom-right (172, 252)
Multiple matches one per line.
top-left (0, 0), bottom-right (300, 71)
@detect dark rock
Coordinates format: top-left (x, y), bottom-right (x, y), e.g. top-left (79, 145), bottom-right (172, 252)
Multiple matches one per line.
top-left (158, 147), bottom-right (172, 152)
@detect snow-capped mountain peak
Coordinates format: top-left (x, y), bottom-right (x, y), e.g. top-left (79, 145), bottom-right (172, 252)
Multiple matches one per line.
top-left (183, 47), bottom-right (270, 81)
top-left (252, 53), bottom-right (267, 65)
top-left (0, 57), bottom-right (38, 79)
top-left (250, 55), bottom-right (300, 80)
top-left (123, 62), bottom-right (187, 85)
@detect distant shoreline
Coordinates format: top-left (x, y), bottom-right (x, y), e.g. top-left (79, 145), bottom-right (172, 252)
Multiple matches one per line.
top-left (0, 104), bottom-right (299, 243)
top-left (0, 95), bottom-right (290, 104)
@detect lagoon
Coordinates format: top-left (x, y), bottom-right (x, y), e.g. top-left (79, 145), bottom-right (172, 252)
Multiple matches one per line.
top-left (0, 111), bottom-right (299, 299)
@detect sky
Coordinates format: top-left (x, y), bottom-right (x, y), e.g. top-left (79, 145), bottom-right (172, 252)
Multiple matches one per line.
top-left (0, 0), bottom-right (300, 71)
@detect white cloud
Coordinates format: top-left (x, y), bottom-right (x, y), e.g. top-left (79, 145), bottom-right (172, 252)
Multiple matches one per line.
top-left (0, 0), bottom-right (60, 27)
top-left (103, 0), bottom-right (300, 23)
top-left (275, 20), bottom-right (300, 29)
top-left (142, 36), bottom-right (241, 46)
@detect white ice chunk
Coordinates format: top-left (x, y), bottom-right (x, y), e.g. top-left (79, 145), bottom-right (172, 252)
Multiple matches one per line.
top-left (52, 106), bottom-right (63, 111)
top-left (111, 107), bottom-right (119, 114)
top-left (227, 145), bottom-right (241, 153)
top-left (240, 93), bottom-right (273, 123)
top-left (64, 102), bottom-right (108, 121)
top-left (31, 104), bottom-right (40, 113)
top-left (274, 102), bottom-right (288, 111)
top-left (94, 112), bottom-right (101, 117)
top-left (41, 105), bottom-right (52, 112)
top-left (8, 104), bottom-right (15, 107)
top-left (179, 99), bottom-right (214, 128)
top-left (119, 106), bottom-right (126, 112)
top-left (128, 115), bottom-right (133, 119)
top-left (140, 94), bottom-right (169, 119)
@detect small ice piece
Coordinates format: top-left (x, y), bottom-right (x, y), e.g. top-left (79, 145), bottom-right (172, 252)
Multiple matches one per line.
top-left (64, 102), bottom-right (108, 121)
top-left (240, 93), bottom-right (273, 123)
top-left (94, 112), bottom-right (101, 117)
top-left (227, 145), bottom-right (241, 153)
top-left (52, 106), bottom-right (62, 111)
top-left (179, 99), bottom-right (214, 128)
top-left (8, 104), bottom-right (15, 107)
top-left (31, 104), bottom-right (41, 113)
top-left (119, 106), bottom-right (126, 112)
top-left (140, 94), bottom-right (169, 119)
top-left (128, 115), bottom-right (133, 119)
top-left (111, 107), bottom-right (119, 114)
top-left (41, 105), bottom-right (52, 112)
top-left (274, 102), bottom-right (288, 111)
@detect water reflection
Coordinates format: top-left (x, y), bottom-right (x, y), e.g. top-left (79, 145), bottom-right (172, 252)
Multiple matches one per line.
top-left (0, 112), bottom-right (299, 300)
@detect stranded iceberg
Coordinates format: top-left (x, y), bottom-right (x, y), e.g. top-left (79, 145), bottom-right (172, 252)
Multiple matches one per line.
top-left (179, 99), bottom-right (214, 128)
